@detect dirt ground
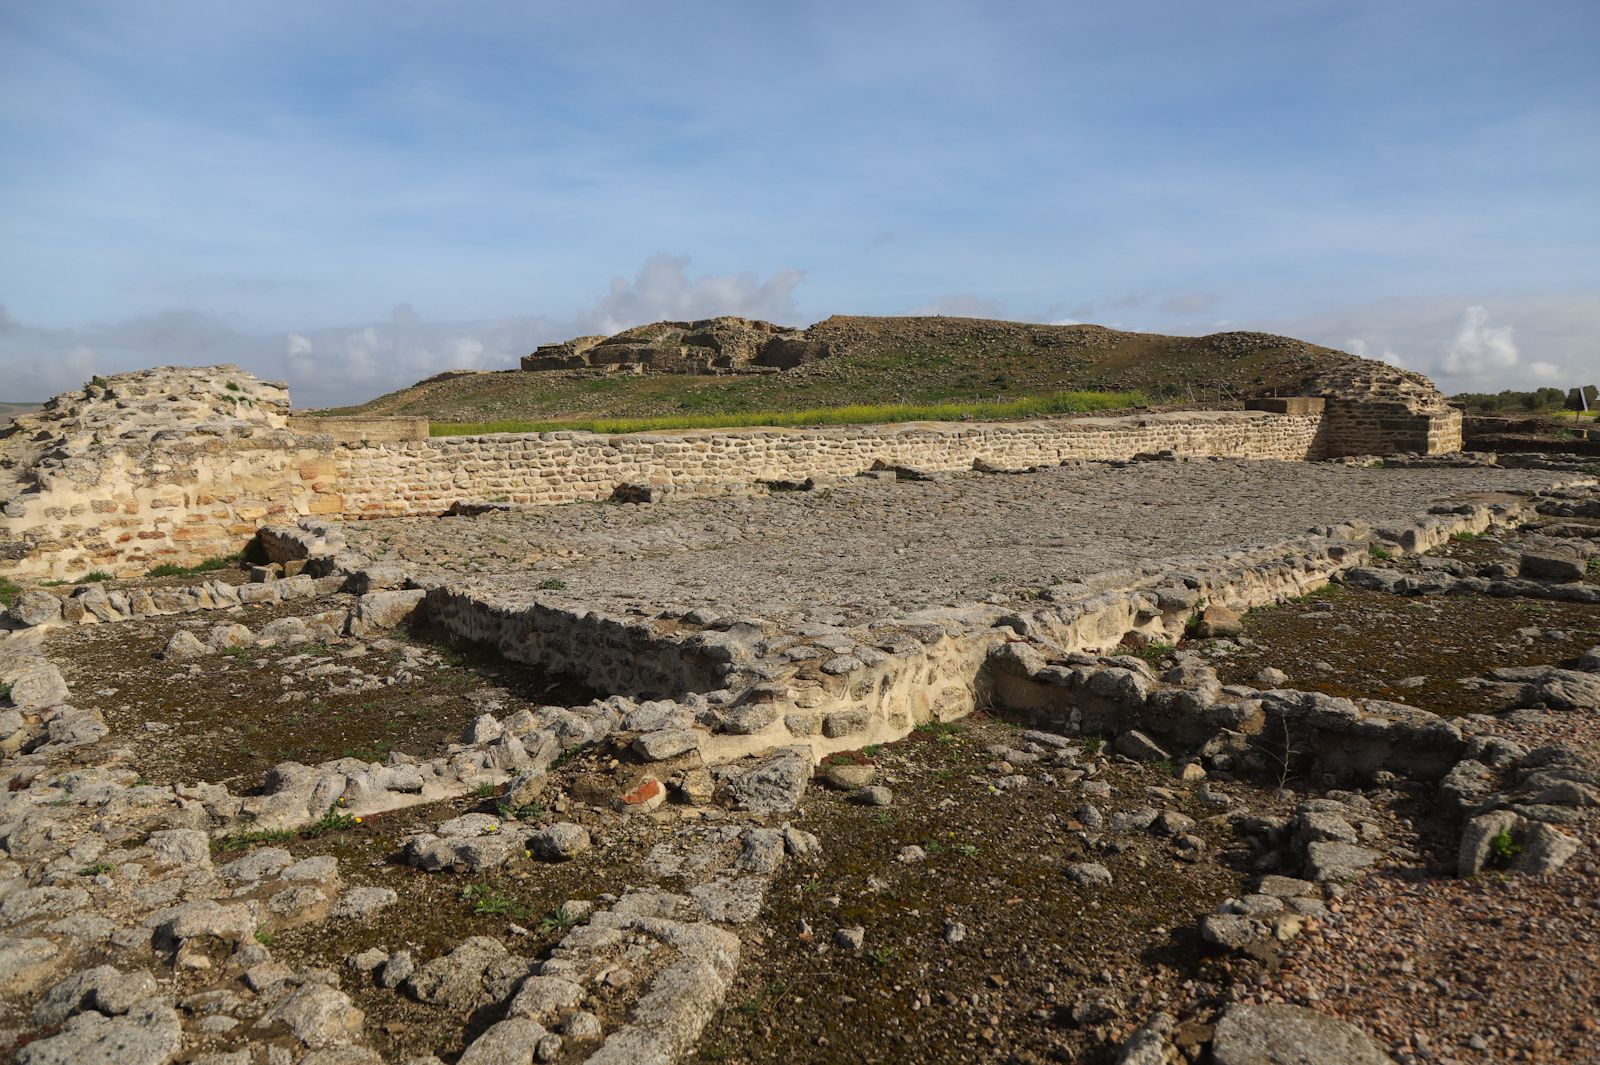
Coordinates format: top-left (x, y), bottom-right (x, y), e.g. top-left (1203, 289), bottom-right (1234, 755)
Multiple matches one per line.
top-left (693, 715), bottom-right (1278, 1065)
top-left (44, 598), bottom-right (593, 790)
top-left (11, 500), bottom-right (1600, 1064)
top-left (1207, 583), bottom-right (1600, 718)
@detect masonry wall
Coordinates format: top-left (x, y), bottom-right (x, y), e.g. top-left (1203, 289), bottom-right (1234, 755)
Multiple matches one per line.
top-left (1321, 400), bottom-right (1463, 458)
top-left (1, 437), bottom-right (346, 581)
top-left (1, 411), bottom-right (1324, 580)
top-left (332, 410), bottom-right (1328, 516)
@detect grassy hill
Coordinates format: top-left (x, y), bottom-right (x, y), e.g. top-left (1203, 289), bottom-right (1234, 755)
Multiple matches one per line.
top-left (318, 315), bottom-right (1361, 430)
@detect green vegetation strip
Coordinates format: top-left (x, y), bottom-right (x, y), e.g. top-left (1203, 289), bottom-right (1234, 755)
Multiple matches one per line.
top-left (429, 390), bottom-right (1145, 438)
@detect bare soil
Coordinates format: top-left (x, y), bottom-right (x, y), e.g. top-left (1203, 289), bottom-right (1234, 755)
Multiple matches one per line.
top-left (1208, 583), bottom-right (1600, 717)
top-left (694, 715), bottom-right (1277, 1065)
top-left (43, 594), bottom-right (593, 790)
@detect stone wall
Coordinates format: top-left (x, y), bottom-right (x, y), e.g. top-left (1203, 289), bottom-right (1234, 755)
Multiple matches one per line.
top-left (0, 366), bottom-right (341, 580)
top-left (3, 405), bottom-right (1324, 579)
top-left (285, 416), bottom-right (429, 443)
top-left (4, 361), bottom-right (1467, 582)
top-left (0, 436), bottom-right (346, 580)
top-left (332, 410), bottom-right (1328, 517)
top-left (1321, 398), bottom-right (1464, 458)
top-left (1306, 362), bottom-right (1464, 457)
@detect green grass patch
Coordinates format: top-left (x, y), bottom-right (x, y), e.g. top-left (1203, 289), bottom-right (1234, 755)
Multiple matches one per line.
top-left (301, 807), bottom-right (362, 837)
top-left (538, 904), bottom-right (582, 935)
top-left (913, 720), bottom-right (963, 738)
top-left (24, 571), bottom-right (114, 591)
top-left (461, 883), bottom-right (526, 917)
top-left (1129, 639), bottom-right (1176, 666)
top-left (213, 828), bottom-right (298, 853)
top-left (551, 743), bottom-right (587, 770)
top-left (498, 799), bottom-right (545, 822)
top-left (429, 390), bottom-right (1145, 437)
top-left (1488, 828), bottom-right (1521, 868)
top-left (146, 553), bottom-right (240, 578)
top-left (924, 838), bottom-right (980, 858)
top-left (0, 577), bottom-right (18, 608)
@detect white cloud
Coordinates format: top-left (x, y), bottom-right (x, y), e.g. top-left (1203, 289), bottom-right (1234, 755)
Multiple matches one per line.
top-left (6, 278), bottom-right (1594, 409)
top-left (0, 255), bottom-right (810, 407)
top-left (580, 255), bottom-right (804, 335)
top-left (1437, 305), bottom-right (1519, 376)
top-left (1344, 338), bottom-right (1404, 367)
top-left (1268, 294), bottom-right (1600, 393)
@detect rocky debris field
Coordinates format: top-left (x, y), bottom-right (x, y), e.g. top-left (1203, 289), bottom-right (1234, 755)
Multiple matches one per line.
top-left (1, 458), bottom-right (1599, 1065)
top-left (339, 459), bottom-right (1565, 626)
top-left (1, 364), bottom-right (290, 506)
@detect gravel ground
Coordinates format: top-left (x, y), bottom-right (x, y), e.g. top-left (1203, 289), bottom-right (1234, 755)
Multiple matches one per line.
top-left (338, 461), bottom-right (1565, 626)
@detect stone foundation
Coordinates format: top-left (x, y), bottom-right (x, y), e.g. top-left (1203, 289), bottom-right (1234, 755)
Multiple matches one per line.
top-left (3, 409), bottom-right (1325, 579)
top-left (334, 410), bottom-right (1326, 518)
top-left (1, 357), bottom-right (1467, 581)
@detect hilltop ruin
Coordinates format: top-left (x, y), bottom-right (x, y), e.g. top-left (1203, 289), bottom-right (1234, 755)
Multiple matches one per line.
top-left (2, 332), bottom-right (1597, 1065)
top-left (2, 327), bottom-right (1462, 581)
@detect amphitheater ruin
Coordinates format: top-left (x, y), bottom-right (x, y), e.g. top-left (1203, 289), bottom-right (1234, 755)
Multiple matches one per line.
top-left (1, 350), bottom-right (1597, 1064)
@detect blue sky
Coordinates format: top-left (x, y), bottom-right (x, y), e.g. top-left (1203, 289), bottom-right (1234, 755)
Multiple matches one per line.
top-left (2, 0), bottom-right (1596, 406)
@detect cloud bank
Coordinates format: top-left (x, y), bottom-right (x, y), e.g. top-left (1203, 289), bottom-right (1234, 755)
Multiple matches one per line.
top-left (4, 274), bottom-right (1593, 410)
top-left (1274, 295), bottom-right (1598, 393)
top-left (0, 257), bottom-right (808, 408)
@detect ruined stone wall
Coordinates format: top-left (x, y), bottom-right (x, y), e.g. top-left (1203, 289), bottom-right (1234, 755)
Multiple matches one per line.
top-left (1, 436), bottom-right (346, 580)
top-left (1321, 399), bottom-right (1464, 458)
top-left (1307, 362), bottom-right (1464, 456)
top-left (332, 410), bottom-right (1328, 517)
top-left (2, 408), bottom-right (1323, 579)
top-left (0, 366), bottom-right (346, 581)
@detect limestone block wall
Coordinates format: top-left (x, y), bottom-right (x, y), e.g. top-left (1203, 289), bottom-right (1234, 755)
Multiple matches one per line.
top-left (2, 410), bottom-right (1322, 579)
top-left (285, 416), bottom-right (429, 443)
top-left (1, 437), bottom-right (345, 580)
top-left (1305, 362), bottom-right (1464, 456)
top-left (1321, 400), bottom-right (1464, 458)
top-left (334, 410), bottom-right (1328, 517)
